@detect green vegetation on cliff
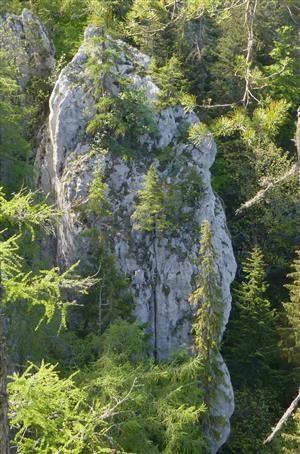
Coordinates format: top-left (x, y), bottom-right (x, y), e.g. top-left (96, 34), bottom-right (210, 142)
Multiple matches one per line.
top-left (0, 0), bottom-right (299, 452)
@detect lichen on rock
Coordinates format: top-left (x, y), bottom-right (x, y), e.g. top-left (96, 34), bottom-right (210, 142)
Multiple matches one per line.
top-left (36, 26), bottom-right (237, 453)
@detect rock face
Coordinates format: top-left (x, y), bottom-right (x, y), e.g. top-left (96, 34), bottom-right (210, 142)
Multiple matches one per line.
top-left (0, 8), bottom-right (54, 88)
top-left (0, 8), bottom-right (55, 189)
top-left (36, 27), bottom-right (236, 453)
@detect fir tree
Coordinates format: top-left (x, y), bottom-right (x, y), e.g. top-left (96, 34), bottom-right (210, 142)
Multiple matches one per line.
top-left (132, 165), bottom-right (169, 233)
top-left (280, 250), bottom-right (300, 383)
top-left (261, 252), bottom-right (300, 452)
top-left (86, 167), bottom-right (111, 218)
top-left (222, 247), bottom-right (279, 389)
top-left (150, 56), bottom-right (189, 109)
top-left (282, 250), bottom-right (300, 355)
top-left (188, 220), bottom-right (228, 447)
top-left (188, 219), bottom-right (223, 442)
top-left (189, 220), bottom-right (223, 368)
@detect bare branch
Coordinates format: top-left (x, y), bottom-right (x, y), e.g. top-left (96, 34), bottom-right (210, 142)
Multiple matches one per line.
top-left (98, 377), bottom-right (138, 421)
top-left (264, 389), bottom-right (300, 444)
top-left (198, 102), bottom-right (238, 109)
top-left (59, 274), bottom-right (99, 292)
top-left (243, 0), bottom-right (258, 107)
top-left (236, 164), bottom-right (299, 214)
top-left (258, 63), bottom-right (289, 81)
top-left (236, 106), bottom-right (300, 214)
top-left (215, 0), bottom-right (248, 14)
top-left (286, 5), bottom-right (298, 24)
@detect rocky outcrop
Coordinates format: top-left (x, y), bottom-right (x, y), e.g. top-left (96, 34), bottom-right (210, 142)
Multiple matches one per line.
top-left (36, 27), bottom-right (236, 452)
top-left (0, 8), bottom-right (54, 88)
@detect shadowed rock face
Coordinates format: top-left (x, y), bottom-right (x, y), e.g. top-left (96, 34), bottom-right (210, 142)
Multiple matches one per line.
top-left (0, 8), bottom-right (54, 188)
top-left (36, 26), bottom-right (237, 452)
top-left (0, 8), bottom-right (54, 88)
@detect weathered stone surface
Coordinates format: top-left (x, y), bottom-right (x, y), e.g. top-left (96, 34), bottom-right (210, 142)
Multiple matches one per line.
top-left (0, 8), bottom-right (54, 88)
top-left (36, 27), bottom-right (237, 452)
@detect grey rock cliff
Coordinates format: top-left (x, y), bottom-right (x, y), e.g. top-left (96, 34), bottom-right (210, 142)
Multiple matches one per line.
top-left (36, 27), bottom-right (237, 453)
top-left (0, 8), bottom-right (54, 88)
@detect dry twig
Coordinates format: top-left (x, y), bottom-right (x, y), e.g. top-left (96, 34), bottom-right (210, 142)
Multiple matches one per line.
top-left (264, 389), bottom-right (300, 444)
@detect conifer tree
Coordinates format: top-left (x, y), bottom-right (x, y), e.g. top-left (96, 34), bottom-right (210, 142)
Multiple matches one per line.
top-left (282, 250), bottom-right (300, 360)
top-left (279, 250), bottom-right (300, 388)
top-left (0, 188), bottom-right (96, 452)
top-left (222, 247), bottom-right (279, 389)
top-left (132, 165), bottom-right (169, 233)
top-left (189, 220), bottom-right (222, 368)
top-left (265, 252), bottom-right (300, 451)
top-left (188, 220), bottom-right (225, 445)
top-left (150, 56), bottom-right (189, 109)
top-left (86, 167), bottom-right (111, 218)
top-left (132, 165), bottom-right (170, 356)
top-left (188, 219), bottom-right (224, 436)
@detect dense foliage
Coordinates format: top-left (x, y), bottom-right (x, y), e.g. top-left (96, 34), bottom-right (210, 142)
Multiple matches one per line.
top-left (9, 321), bottom-right (207, 453)
top-left (0, 0), bottom-right (299, 452)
